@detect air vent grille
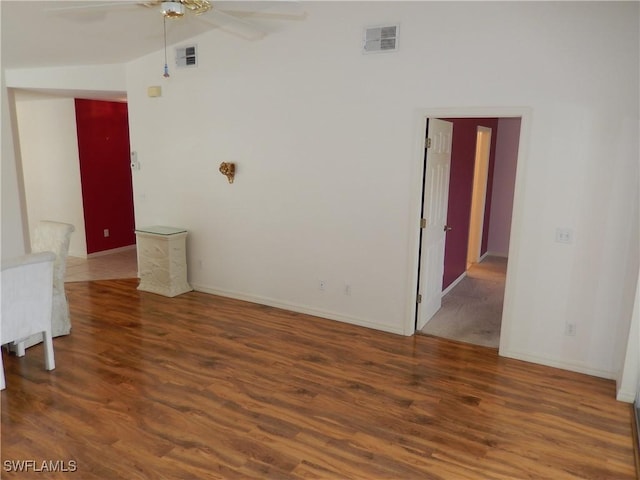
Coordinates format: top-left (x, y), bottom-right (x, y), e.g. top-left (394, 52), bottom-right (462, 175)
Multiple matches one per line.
top-left (363, 24), bottom-right (399, 54)
top-left (176, 45), bottom-right (197, 68)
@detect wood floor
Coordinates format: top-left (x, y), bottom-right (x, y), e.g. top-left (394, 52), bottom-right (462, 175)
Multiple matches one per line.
top-left (1, 279), bottom-right (636, 479)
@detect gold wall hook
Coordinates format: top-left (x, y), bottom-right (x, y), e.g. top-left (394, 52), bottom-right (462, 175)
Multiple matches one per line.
top-left (219, 162), bottom-right (235, 184)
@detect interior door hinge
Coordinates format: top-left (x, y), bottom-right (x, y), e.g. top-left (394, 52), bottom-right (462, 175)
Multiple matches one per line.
top-left (420, 218), bottom-right (427, 229)
top-left (425, 138), bottom-right (432, 149)
top-left (417, 293), bottom-right (422, 304)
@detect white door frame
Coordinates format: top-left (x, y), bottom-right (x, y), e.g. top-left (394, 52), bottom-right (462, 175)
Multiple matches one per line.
top-left (467, 126), bottom-right (492, 267)
top-left (405, 107), bottom-right (532, 359)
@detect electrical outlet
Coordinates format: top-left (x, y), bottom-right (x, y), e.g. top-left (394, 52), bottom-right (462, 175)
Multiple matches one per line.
top-left (344, 283), bottom-right (351, 296)
top-left (555, 227), bottom-right (574, 244)
top-left (319, 280), bottom-right (326, 291)
top-left (565, 322), bottom-right (576, 336)
top-left (103, 229), bottom-right (110, 238)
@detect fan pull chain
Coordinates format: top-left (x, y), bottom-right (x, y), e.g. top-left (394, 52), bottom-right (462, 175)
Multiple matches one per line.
top-left (163, 16), bottom-right (170, 78)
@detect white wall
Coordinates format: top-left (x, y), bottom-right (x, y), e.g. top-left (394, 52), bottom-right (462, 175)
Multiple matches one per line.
top-left (124, 2), bottom-right (639, 378)
top-left (487, 117), bottom-right (520, 256)
top-left (1, 72), bottom-right (28, 258)
top-left (14, 92), bottom-right (87, 257)
top-left (5, 64), bottom-right (127, 98)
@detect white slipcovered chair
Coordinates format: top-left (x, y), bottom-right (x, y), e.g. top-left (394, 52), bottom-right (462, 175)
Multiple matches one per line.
top-left (1, 252), bottom-right (56, 390)
top-left (32, 221), bottom-right (75, 337)
top-left (12, 221), bottom-right (75, 354)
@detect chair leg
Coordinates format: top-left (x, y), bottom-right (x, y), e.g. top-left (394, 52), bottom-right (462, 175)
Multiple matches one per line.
top-left (42, 332), bottom-right (55, 372)
top-left (0, 350), bottom-right (5, 390)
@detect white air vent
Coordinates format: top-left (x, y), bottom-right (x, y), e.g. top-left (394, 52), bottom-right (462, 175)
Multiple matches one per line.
top-left (176, 45), bottom-right (197, 68)
top-left (363, 24), bottom-right (399, 54)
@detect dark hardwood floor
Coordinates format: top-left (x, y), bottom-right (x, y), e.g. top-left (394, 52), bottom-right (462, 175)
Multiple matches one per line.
top-left (1, 279), bottom-right (636, 479)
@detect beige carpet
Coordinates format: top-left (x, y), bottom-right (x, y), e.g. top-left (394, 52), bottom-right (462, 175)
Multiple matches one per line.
top-left (420, 256), bottom-right (507, 348)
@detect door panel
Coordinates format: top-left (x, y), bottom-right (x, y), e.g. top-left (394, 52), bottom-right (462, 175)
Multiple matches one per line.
top-left (75, 99), bottom-right (135, 254)
top-left (417, 119), bottom-right (453, 330)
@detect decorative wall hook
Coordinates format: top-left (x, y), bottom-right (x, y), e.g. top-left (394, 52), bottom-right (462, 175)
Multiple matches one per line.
top-left (219, 162), bottom-right (236, 184)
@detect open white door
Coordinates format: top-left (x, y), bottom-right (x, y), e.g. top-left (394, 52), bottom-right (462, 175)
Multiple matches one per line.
top-left (416, 118), bottom-right (453, 330)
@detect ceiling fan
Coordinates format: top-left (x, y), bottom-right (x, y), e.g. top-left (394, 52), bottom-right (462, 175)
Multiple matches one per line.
top-left (47, 0), bottom-right (306, 77)
top-left (48, 0), bottom-right (307, 41)
top-left (154, 0), bottom-right (211, 18)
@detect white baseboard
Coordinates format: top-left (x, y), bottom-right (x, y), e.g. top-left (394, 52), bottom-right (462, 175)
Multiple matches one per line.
top-left (499, 348), bottom-right (616, 381)
top-left (442, 272), bottom-right (466, 296)
top-left (616, 388), bottom-right (636, 403)
top-left (485, 251), bottom-right (509, 258)
top-left (190, 283), bottom-right (406, 336)
top-left (87, 244), bottom-right (136, 258)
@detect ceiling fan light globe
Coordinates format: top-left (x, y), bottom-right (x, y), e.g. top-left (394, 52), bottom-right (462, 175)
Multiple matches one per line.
top-left (186, 0), bottom-right (212, 15)
top-left (161, 1), bottom-right (185, 18)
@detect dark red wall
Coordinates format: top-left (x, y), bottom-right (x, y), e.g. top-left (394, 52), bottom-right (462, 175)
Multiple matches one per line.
top-left (441, 118), bottom-right (499, 289)
top-left (75, 99), bottom-right (135, 254)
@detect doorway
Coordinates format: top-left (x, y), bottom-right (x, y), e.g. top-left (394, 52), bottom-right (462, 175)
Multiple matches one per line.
top-left (14, 92), bottom-right (135, 258)
top-left (467, 126), bottom-right (492, 268)
top-left (75, 99), bottom-right (135, 255)
top-left (410, 109), bottom-right (526, 355)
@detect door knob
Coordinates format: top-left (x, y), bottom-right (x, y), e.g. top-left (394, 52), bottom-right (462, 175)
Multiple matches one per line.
top-left (444, 225), bottom-right (452, 232)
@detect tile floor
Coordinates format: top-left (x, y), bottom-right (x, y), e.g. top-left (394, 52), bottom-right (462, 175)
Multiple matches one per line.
top-left (65, 248), bottom-right (138, 283)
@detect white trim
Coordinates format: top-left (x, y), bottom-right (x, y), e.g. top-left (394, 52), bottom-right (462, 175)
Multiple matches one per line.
top-left (485, 251), bottom-right (509, 258)
top-left (406, 114), bottom-right (429, 334)
top-left (501, 348), bottom-right (616, 381)
top-left (617, 389), bottom-right (636, 403)
top-left (191, 283), bottom-right (406, 336)
top-left (616, 277), bottom-right (640, 403)
top-left (441, 271), bottom-right (466, 297)
top-left (87, 244), bottom-right (136, 259)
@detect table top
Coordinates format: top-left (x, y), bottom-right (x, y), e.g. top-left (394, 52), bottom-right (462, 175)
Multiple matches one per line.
top-left (135, 226), bottom-right (187, 236)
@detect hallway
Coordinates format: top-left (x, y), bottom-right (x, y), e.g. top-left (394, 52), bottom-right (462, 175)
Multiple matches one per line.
top-left (420, 256), bottom-right (507, 348)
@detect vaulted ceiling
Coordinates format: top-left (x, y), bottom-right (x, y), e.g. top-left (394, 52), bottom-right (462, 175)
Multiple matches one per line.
top-left (1, 1), bottom-right (304, 69)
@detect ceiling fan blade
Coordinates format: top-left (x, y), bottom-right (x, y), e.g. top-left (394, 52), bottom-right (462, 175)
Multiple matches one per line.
top-left (45, 1), bottom-right (141, 14)
top-left (218, 2), bottom-right (307, 21)
top-left (198, 9), bottom-right (266, 41)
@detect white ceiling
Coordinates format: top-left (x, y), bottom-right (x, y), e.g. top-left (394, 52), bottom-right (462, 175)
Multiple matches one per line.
top-left (1, 1), bottom-right (304, 70)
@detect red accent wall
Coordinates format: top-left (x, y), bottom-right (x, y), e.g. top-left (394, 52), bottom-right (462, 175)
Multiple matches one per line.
top-left (75, 99), bottom-right (135, 254)
top-left (441, 118), bottom-right (499, 290)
